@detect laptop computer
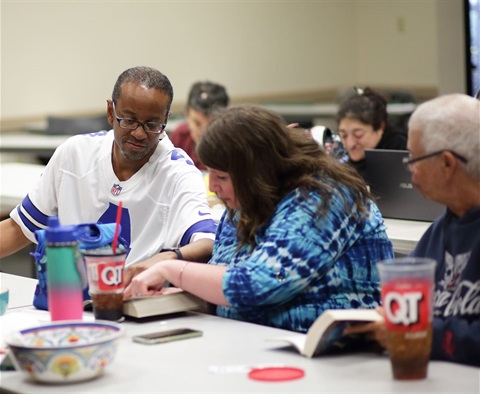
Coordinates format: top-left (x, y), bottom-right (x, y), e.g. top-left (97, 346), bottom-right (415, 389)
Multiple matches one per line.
top-left (364, 149), bottom-right (444, 222)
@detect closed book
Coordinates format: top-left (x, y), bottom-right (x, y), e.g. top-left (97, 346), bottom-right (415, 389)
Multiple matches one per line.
top-left (123, 290), bottom-right (211, 318)
top-left (267, 308), bottom-right (382, 358)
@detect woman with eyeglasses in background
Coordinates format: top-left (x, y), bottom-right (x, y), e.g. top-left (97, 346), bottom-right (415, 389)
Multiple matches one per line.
top-left (336, 87), bottom-right (407, 180)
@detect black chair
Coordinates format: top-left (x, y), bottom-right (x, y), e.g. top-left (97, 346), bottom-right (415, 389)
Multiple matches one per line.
top-left (45, 114), bottom-right (110, 135)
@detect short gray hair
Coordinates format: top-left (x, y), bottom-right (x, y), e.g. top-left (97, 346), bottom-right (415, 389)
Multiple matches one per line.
top-left (408, 94), bottom-right (480, 180)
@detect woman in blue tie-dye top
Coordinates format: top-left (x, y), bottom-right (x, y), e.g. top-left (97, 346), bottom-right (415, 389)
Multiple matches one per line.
top-left (125, 105), bottom-right (394, 333)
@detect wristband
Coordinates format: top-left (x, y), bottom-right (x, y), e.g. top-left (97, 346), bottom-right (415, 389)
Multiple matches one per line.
top-left (172, 248), bottom-right (183, 260)
top-left (162, 248), bottom-right (183, 260)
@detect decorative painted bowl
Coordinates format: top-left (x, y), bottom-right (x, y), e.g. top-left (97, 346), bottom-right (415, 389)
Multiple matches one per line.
top-left (6, 320), bottom-right (123, 383)
top-left (0, 287), bottom-right (9, 315)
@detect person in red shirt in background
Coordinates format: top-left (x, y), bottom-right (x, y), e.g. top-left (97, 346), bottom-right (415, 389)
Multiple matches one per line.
top-left (170, 81), bottom-right (229, 171)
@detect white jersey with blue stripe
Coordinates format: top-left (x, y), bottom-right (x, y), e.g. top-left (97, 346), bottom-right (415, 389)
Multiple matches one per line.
top-left (10, 130), bottom-right (217, 266)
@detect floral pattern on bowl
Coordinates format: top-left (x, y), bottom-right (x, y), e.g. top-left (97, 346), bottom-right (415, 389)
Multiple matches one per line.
top-left (7, 321), bottom-right (122, 383)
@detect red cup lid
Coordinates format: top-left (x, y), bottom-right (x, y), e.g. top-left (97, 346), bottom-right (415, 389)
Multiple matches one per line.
top-left (248, 367), bottom-right (305, 382)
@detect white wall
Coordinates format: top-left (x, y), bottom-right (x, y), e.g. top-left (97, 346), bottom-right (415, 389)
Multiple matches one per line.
top-left (0, 0), bottom-right (466, 122)
top-left (355, 0), bottom-right (438, 87)
top-left (436, 0), bottom-right (467, 95)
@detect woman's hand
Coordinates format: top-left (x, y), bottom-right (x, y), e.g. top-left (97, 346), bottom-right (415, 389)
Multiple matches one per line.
top-left (123, 263), bottom-right (167, 300)
top-left (123, 250), bottom-right (179, 288)
top-left (343, 307), bottom-right (388, 349)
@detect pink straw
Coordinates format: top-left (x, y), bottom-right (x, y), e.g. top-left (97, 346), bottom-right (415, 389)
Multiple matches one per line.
top-left (112, 201), bottom-right (123, 253)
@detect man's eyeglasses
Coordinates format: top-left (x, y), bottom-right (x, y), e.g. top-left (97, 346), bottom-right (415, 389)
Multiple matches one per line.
top-left (112, 102), bottom-right (166, 134)
top-left (402, 149), bottom-right (468, 171)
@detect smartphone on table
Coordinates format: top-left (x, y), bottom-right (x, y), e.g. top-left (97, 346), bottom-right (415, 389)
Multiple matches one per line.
top-left (132, 328), bottom-right (203, 345)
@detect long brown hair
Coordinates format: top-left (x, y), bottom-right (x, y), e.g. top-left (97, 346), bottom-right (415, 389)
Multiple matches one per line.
top-left (197, 105), bottom-right (372, 249)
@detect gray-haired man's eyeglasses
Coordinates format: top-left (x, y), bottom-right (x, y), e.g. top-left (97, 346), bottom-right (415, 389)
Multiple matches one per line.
top-left (112, 102), bottom-right (166, 134)
top-left (402, 149), bottom-right (468, 172)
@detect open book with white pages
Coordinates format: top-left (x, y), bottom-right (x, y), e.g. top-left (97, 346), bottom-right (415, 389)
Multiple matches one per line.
top-left (267, 308), bottom-right (382, 358)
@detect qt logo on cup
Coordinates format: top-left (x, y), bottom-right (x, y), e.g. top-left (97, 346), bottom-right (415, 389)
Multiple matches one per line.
top-left (88, 261), bottom-right (125, 291)
top-left (101, 264), bottom-right (124, 286)
top-left (97, 262), bottom-right (124, 291)
top-left (384, 290), bottom-right (423, 325)
top-left (382, 280), bottom-right (432, 331)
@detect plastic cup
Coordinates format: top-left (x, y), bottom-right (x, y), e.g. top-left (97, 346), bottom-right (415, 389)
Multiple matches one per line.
top-left (377, 257), bottom-right (436, 380)
top-left (82, 248), bottom-right (126, 322)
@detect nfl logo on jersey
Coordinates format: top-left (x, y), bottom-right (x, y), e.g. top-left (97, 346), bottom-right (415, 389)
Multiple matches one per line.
top-left (111, 184), bottom-right (122, 196)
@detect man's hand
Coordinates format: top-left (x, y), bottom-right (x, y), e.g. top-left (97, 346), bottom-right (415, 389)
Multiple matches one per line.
top-left (124, 264), bottom-right (148, 289)
top-left (343, 307), bottom-right (388, 349)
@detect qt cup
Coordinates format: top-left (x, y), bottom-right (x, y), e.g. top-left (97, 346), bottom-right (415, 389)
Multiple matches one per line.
top-left (83, 248), bottom-right (126, 322)
top-left (377, 257), bottom-right (436, 380)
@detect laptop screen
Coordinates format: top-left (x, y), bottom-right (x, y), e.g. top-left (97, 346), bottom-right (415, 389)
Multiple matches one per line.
top-left (364, 149), bottom-right (444, 222)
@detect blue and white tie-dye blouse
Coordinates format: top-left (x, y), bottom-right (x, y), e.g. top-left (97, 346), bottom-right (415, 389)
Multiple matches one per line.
top-left (209, 184), bottom-right (394, 333)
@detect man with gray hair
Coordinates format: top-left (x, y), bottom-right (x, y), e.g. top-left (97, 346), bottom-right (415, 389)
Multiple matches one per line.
top-left (345, 93), bottom-right (480, 366)
top-left (405, 93), bottom-right (479, 365)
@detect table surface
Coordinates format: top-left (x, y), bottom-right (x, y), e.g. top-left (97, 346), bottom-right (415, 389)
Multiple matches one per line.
top-left (0, 119), bottom-right (184, 155)
top-left (0, 273), bottom-right (38, 309)
top-left (262, 102), bottom-right (416, 116)
top-left (0, 133), bottom-right (70, 154)
top-left (383, 218), bottom-right (431, 254)
top-left (0, 163), bottom-right (45, 214)
top-left (0, 273), bottom-right (478, 394)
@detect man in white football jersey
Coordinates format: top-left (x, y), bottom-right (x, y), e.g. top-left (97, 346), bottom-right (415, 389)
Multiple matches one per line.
top-left (0, 66), bottom-right (217, 275)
